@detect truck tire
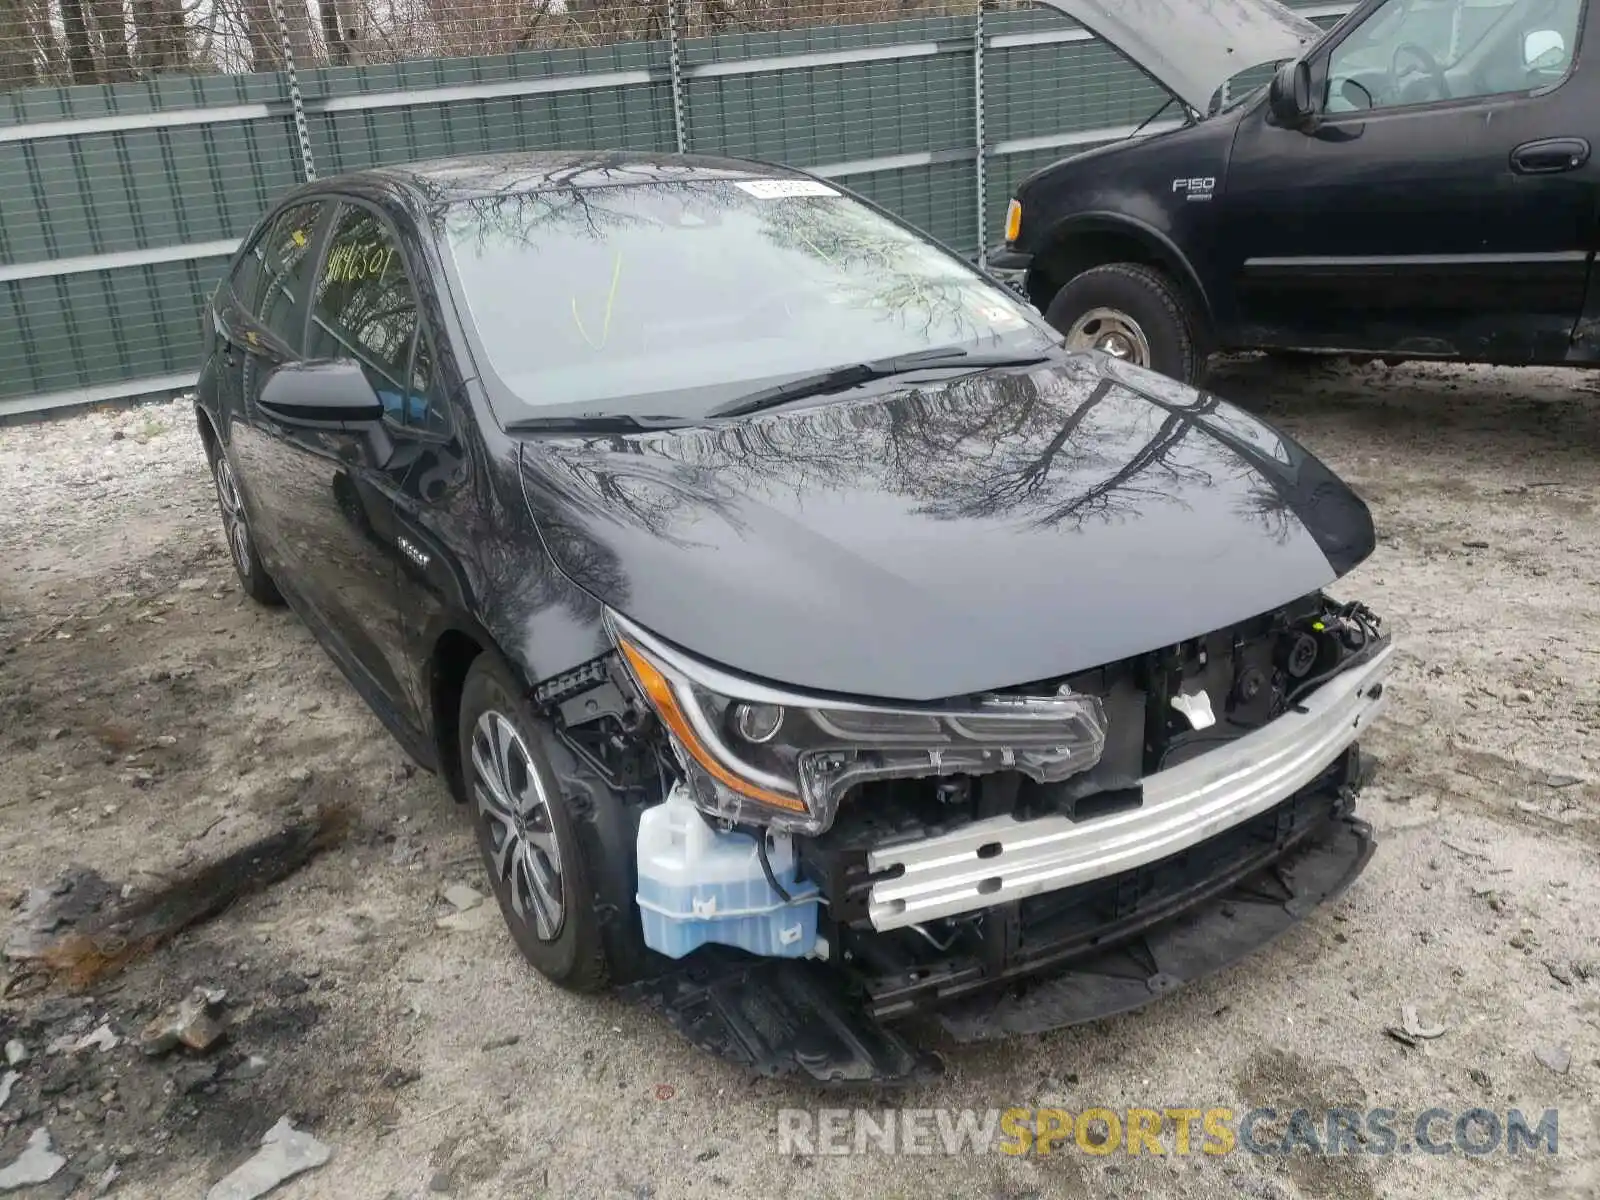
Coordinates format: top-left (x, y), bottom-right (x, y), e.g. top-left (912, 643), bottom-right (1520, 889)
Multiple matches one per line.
top-left (457, 655), bottom-right (657, 992)
top-left (1045, 263), bottom-right (1203, 386)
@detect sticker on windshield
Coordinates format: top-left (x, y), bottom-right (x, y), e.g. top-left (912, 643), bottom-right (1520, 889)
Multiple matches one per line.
top-left (734, 179), bottom-right (839, 200)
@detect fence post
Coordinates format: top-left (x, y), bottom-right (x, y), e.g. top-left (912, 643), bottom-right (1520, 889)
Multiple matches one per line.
top-left (966, 0), bottom-right (979, 267)
top-left (272, 0), bottom-right (318, 181)
top-left (667, 0), bottom-right (689, 154)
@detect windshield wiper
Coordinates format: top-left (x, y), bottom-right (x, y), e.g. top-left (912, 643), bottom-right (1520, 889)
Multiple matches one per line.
top-left (503, 412), bottom-right (687, 434)
top-left (706, 347), bottom-right (1052, 420)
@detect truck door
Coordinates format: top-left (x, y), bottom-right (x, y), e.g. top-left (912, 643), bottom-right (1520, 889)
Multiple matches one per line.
top-left (1221, 0), bottom-right (1595, 363)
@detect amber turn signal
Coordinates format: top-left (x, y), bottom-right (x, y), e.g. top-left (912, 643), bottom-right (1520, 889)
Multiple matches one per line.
top-left (617, 639), bottom-right (807, 813)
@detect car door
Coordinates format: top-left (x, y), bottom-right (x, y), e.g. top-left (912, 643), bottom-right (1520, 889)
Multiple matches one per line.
top-left (1220, 0), bottom-right (1595, 362)
top-left (235, 196), bottom-right (448, 736)
top-left (205, 224), bottom-right (264, 419)
top-left (225, 199), bottom-right (334, 583)
top-left (311, 200), bottom-right (468, 730)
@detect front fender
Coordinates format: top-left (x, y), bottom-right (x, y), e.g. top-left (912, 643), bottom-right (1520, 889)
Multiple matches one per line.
top-left (1032, 211), bottom-right (1214, 324)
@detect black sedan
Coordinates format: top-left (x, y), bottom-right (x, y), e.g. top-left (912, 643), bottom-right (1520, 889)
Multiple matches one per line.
top-left (195, 151), bottom-right (1394, 1082)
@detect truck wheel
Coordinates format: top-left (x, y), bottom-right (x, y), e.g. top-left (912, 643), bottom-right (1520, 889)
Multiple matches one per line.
top-left (457, 655), bottom-right (657, 992)
top-left (1045, 263), bottom-right (1203, 385)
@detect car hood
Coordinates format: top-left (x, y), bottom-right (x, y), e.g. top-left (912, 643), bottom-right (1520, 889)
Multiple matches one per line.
top-left (517, 354), bottom-right (1374, 701)
top-left (1034, 0), bottom-right (1322, 113)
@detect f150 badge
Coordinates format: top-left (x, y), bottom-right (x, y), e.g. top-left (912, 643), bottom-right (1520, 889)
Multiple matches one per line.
top-left (1172, 177), bottom-right (1216, 201)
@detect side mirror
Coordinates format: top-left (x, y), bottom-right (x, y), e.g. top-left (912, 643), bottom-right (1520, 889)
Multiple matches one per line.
top-left (259, 360), bottom-right (394, 466)
top-left (259, 361), bottom-right (385, 428)
top-left (1523, 29), bottom-right (1566, 69)
top-left (1267, 59), bottom-right (1315, 129)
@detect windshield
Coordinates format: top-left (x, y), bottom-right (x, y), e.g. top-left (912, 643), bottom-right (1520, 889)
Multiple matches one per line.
top-left (443, 178), bottom-right (1053, 420)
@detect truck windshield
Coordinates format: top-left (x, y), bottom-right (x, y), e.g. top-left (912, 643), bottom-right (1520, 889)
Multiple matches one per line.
top-left (444, 178), bottom-right (1053, 421)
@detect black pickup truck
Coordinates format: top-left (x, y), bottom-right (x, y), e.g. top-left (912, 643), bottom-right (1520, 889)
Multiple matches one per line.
top-left (991, 0), bottom-right (1599, 384)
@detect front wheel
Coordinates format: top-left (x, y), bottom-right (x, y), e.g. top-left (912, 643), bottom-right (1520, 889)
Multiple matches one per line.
top-left (457, 655), bottom-right (656, 992)
top-left (1044, 262), bottom-right (1204, 386)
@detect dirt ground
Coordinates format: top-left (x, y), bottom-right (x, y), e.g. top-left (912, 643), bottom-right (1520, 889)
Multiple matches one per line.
top-left (1, 358), bottom-right (1598, 1200)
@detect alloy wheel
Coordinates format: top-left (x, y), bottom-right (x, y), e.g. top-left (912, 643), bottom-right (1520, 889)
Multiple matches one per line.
top-left (213, 455), bottom-right (253, 576)
top-left (1063, 307), bottom-right (1153, 367)
top-left (471, 711), bottom-right (566, 941)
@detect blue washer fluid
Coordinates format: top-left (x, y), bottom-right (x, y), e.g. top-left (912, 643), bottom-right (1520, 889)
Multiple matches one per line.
top-left (635, 784), bottom-right (820, 959)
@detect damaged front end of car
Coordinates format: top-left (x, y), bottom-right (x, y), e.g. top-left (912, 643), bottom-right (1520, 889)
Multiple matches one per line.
top-left (539, 591), bottom-right (1392, 1084)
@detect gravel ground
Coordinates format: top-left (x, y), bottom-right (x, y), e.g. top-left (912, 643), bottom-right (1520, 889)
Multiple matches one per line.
top-left (1, 358), bottom-right (1598, 1200)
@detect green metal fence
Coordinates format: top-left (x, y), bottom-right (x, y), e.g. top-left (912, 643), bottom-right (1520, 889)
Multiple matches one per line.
top-left (0, 0), bottom-right (1350, 418)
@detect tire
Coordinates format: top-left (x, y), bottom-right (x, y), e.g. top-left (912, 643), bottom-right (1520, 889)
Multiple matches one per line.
top-left (1044, 262), bottom-right (1203, 386)
top-left (457, 655), bottom-right (655, 992)
top-left (209, 441), bottom-right (283, 606)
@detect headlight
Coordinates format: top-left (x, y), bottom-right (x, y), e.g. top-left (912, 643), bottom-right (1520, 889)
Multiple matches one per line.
top-left (1004, 198), bottom-right (1022, 243)
top-left (606, 611), bottom-right (1107, 835)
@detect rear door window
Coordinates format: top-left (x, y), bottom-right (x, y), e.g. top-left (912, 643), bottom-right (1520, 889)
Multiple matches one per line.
top-left (253, 202), bottom-right (327, 353)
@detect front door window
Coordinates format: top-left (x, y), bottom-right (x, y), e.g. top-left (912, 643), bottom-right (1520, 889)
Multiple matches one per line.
top-left (308, 205), bottom-right (448, 436)
top-left (1324, 0), bottom-right (1582, 112)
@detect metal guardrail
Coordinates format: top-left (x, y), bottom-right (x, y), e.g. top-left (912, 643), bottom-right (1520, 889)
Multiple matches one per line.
top-left (0, 1), bottom-right (1354, 420)
top-left (0, 30), bottom-right (1088, 147)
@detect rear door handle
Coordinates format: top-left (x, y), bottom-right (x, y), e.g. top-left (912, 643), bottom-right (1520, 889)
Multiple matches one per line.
top-left (1510, 137), bottom-right (1590, 175)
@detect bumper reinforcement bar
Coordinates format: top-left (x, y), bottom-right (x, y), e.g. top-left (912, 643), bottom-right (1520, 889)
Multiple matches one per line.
top-left (866, 642), bottom-right (1394, 931)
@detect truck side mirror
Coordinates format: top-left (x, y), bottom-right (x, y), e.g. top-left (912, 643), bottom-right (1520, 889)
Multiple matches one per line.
top-left (1267, 59), bottom-right (1315, 130)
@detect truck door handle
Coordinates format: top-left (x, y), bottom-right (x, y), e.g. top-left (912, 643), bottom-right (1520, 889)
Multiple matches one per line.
top-left (1510, 138), bottom-right (1590, 174)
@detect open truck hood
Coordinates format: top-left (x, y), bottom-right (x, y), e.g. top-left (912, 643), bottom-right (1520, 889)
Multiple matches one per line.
top-left (517, 353), bottom-right (1376, 702)
top-left (1034, 0), bottom-right (1323, 113)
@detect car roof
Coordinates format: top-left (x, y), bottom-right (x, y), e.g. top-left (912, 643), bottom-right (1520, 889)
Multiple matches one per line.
top-left (338, 150), bottom-right (811, 205)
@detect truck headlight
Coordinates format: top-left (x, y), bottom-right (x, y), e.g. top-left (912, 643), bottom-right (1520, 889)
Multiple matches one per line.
top-left (606, 611), bottom-right (1107, 835)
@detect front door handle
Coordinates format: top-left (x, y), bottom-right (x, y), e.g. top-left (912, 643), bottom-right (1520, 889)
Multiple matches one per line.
top-left (1510, 137), bottom-right (1590, 175)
